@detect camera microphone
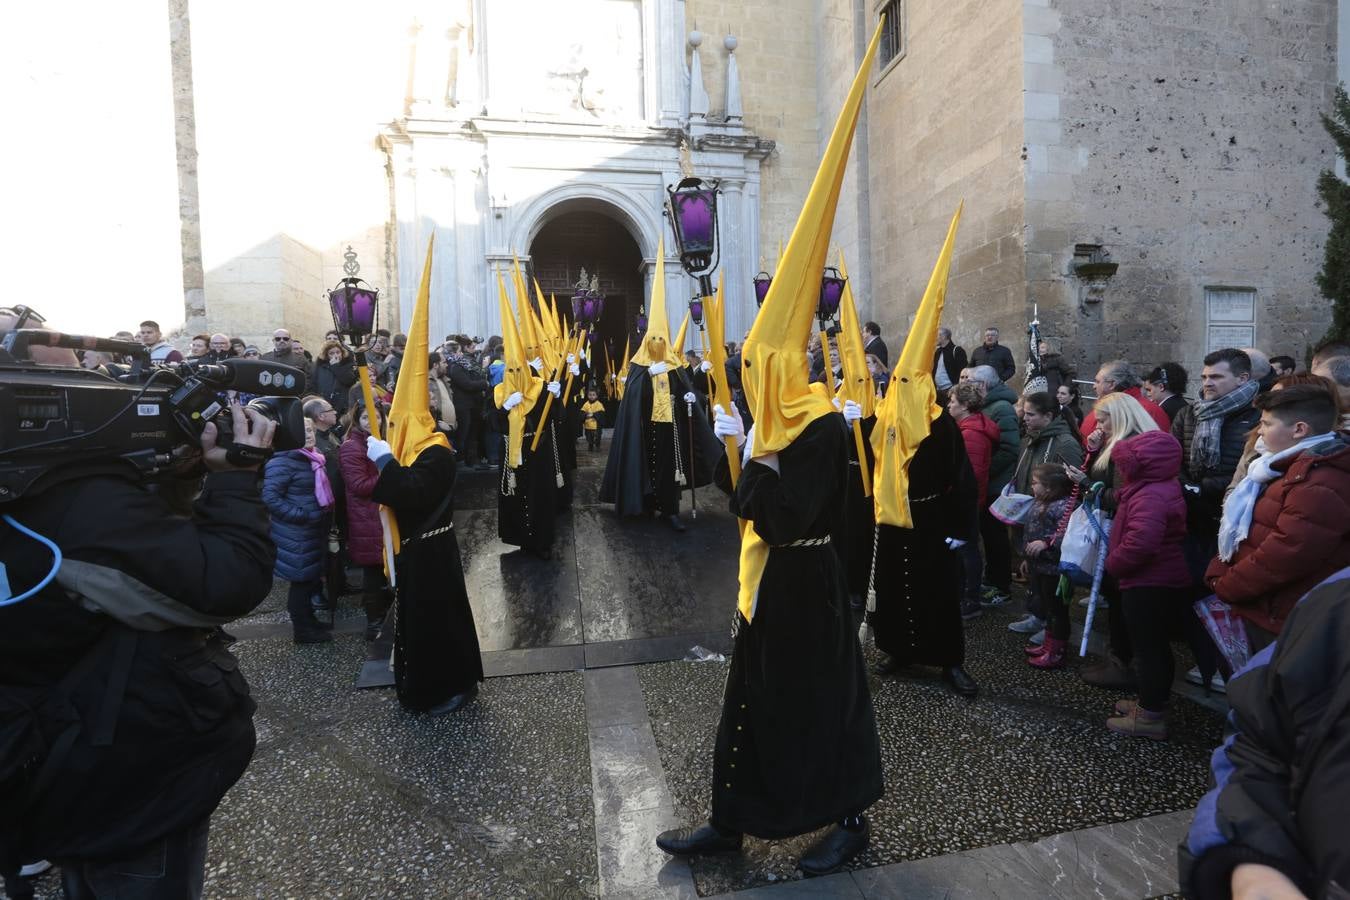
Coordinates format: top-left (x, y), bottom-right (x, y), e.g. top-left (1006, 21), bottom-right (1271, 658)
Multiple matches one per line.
top-left (190, 358), bottom-right (307, 395)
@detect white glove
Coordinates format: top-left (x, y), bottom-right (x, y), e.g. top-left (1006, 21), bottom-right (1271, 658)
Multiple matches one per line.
top-left (648, 361), bottom-right (669, 376)
top-left (569, 363), bottom-right (581, 376)
top-left (699, 360), bottom-right (713, 373)
top-left (546, 381), bottom-right (561, 397)
top-left (842, 400), bottom-right (863, 423)
top-left (365, 436), bottom-right (391, 462)
top-left (618, 375), bottom-right (626, 384)
top-left (944, 537), bottom-right (967, 550)
top-left (503, 391), bottom-right (524, 410)
top-left (567, 353), bottom-right (576, 364)
top-left (528, 357), bottom-right (543, 372)
top-left (683, 391), bottom-right (697, 404)
top-left (713, 404), bottom-right (746, 447)
top-left (832, 397), bottom-right (842, 411)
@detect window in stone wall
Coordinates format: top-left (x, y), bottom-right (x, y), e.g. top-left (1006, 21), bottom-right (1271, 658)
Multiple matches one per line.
top-left (1205, 287), bottom-right (1257, 352)
top-left (877, 0), bottom-right (905, 73)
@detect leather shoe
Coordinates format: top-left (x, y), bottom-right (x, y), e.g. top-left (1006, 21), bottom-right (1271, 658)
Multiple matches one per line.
top-left (667, 515), bottom-right (687, 532)
top-left (943, 665), bottom-right (979, 697)
top-left (427, 684), bottom-right (478, 716)
top-left (873, 654), bottom-right (901, 676)
top-left (1081, 655), bottom-right (1136, 690)
top-left (799, 819), bottom-right (869, 877)
top-left (655, 822), bottom-right (742, 856)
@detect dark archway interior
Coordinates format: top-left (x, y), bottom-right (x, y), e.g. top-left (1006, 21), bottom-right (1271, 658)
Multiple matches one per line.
top-left (529, 210), bottom-right (644, 377)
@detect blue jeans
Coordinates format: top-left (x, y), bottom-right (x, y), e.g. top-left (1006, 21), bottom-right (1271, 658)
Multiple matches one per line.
top-left (59, 818), bottom-right (208, 900)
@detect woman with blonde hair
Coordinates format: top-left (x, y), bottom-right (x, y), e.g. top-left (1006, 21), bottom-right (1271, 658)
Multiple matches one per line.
top-left (1062, 390), bottom-right (1160, 687)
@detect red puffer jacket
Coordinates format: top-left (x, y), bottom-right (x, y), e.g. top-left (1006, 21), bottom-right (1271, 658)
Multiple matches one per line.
top-left (957, 412), bottom-right (1001, 507)
top-left (340, 426), bottom-right (385, 566)
top-left (1105, 430), bottom-right (1190, 590)
top-left (1205, 434), bottom-right (1350, 634)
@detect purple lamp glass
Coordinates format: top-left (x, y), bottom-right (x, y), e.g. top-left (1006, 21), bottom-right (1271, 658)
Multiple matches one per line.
top-left (753, 272), bottom-right (773, 307)
top-left (689, 295), bottom-right (704, 326)
top-left (635, 306), bottom-right (648, 335)
top-left (666, 177), bottom-right (720, 276)
top-left (817, 267), bottom-right (846, 325)
top-left (327, 247), bottom-right (379, 343)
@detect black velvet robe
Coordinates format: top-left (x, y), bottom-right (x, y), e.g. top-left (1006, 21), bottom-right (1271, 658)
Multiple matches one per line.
top-left (711, 413), bottom-right (884, 839)
top-left (371, 444), bottom-right (484, 711)
top-left (555, 356), bottom-right (590, 511)
top-left (599, 362), bottom-right (721, 517)
top-left (496, 402), bottom-right (559, 555)
top-left (869, 411), bottom-right (977, 668)
top-left (839, 415), bottom-right (878, 600)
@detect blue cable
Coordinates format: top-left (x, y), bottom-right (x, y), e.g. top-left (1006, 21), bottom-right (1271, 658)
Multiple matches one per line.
top-left (1, 513), bottom-right (62, 606)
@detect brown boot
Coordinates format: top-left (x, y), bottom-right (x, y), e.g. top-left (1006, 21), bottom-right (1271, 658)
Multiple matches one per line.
top-left (1080, 654), bottom-right (1135, 690)
top-left (1106, 704), bottom-right (1168, 741)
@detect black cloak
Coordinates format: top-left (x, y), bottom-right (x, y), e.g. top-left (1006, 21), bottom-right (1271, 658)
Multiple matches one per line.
top-left (839, 415), bottom-right (878, 600)
top-left (496, 401), bottom-right (559, 555)
top-left (598, 362), bottom-right (722, 516)
top-left (371, 443), bottom-right (484, 711)
top-left (710, 413), bottom-right (884, 838)
top-left (869, 411), bottom-right (977, 668)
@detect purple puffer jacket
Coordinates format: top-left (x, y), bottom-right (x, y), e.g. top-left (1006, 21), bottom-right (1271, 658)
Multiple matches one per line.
top-left (1106, 430), bottom-right (1191, 590)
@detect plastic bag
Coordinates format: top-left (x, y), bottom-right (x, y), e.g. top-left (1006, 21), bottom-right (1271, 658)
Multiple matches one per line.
top-left (989, 483), bottom-right (1035, 525)
top-left (685, 645), bottom-right (726, 663)
top-left (1194, 595), bottom-right (1251, 678)
top-left (1059, 502), bottom-right (1111, 586)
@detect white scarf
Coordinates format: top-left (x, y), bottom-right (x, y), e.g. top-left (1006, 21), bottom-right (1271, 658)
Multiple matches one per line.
top-left (1217, 432), bottom-right (1335, 561)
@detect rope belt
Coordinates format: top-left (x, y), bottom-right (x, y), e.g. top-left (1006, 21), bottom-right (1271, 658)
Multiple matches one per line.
top-left (911, 491), bottom-right (941, 504)
top-left (848, 460), bottom-right (861, 467)
top-left (775, 535), bottom-right (832, 548)
top-left (401, 523), bottom-right (453, 547)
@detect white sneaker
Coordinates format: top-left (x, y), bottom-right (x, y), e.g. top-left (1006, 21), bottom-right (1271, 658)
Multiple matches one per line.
top-left (19, 860), bottom-right (51, 877)
top-left (1078, 595), bottom-right (1110, 609)
top-left (1008, 614), bottom-right (1045, 634)
top-left (1028, 628), bottom-right (1045, 646)
top-left (1185, 666), bottom-right (1227, 693)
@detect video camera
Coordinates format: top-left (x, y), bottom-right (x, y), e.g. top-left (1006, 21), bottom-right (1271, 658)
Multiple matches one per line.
top-left (0, 329), bottom-right (308, 503)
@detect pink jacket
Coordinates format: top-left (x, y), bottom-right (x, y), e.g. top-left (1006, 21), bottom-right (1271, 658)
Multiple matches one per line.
top-left (957, 412), bottom-right (1001, 507)
top-left (1105, 430), bottom-right (1191, 590)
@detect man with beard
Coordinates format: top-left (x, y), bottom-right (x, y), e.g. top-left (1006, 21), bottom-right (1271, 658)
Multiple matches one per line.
top-left (599, 247), bottom-right (720, 532)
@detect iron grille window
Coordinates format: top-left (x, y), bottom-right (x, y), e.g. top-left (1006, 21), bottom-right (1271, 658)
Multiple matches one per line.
top-left (879, 1), bottom-right (904, 67)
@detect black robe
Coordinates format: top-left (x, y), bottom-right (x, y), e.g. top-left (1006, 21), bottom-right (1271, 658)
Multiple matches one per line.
top-left (496, 402), bottom-right (559, 555)
top-left (599, 362), bottom-right (721, 517)
top-left (371, 444), bottom-right (484, 711)
top-left (711, 413), bottom-right (884, 838)
top-left (839, 415), bottom-right (878, 600)
top-left (869, 411), bottom-right (977, 668)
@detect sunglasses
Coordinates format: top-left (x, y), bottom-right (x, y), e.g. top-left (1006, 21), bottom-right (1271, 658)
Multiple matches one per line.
top-left (273, 336), bottom-right (292, 342)
top-left (1, 305), bottom-right (46, 329)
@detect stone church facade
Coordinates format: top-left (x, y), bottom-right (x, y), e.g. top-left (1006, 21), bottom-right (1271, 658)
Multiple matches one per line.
top-left (172, 0), bottom-right (1339, 379)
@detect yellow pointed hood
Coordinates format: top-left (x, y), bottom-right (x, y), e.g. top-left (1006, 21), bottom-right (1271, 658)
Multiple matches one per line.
top-left (735, 19), bottom-right (884, 623)
top-left (871, 202), bottom-right (963, 528)
top-left (630, 241), bottom-right (683, 368)
top-left (494, 271), bottom-right (543, 468)
top-left (835, 251), bottom-right (875, 418)
top-left (673, 311), bottom-right (690, 358)
top-left (740, 20), bottom-right (883, 456)
top-left (387, 236), bottom-right (452, 468)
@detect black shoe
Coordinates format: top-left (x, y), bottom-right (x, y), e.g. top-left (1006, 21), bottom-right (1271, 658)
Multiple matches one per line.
top-left (943, 665), bottom-right (979, 697)
top-left (799, 819), bottom-right (869, 877)
top-left (667, 515), bottom-right (687, 532)
top-left (427, 684), bottom-right (478, 716)
top-left (293, 628), bottom-right (333, 644)
top-left (960, 599), bottom-right (983, 620)
top-left (364, 618), bottom-right (385, 642)
top-left (874, 654), bottom-right (901, 676)
top-left (655, 822), bottom-right (743, 856)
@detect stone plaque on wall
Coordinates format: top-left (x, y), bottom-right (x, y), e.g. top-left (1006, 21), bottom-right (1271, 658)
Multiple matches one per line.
top-left (1207, 325), bottom-right (1255, 352)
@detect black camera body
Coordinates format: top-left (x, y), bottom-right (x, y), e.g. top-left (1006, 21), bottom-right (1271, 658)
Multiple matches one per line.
top-left (0, 330), bottom-right (307, 503)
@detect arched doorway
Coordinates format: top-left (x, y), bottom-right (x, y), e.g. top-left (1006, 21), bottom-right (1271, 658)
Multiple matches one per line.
top-left (529, 209), bottom-right (645, 375)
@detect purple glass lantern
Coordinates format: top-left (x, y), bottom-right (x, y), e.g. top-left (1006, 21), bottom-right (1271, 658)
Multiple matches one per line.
top-left (817, 267), bottom-right (846, 326)
top-left (327, 246), bottom-right (380, 343)
top-left (570, 287), bottom-right (588, 325)
top-left (635, 305), bottom-right (648, 336)
top-left (752, 271), bottom-right (773, 307)
top-left (689, 295), bottom-right (704, 327)
top-left (665, 177), bottom-right (720, 276)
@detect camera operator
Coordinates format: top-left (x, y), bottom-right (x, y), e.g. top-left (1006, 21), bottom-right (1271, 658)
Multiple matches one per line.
top-left (0, 318), bottom-right (279, 898)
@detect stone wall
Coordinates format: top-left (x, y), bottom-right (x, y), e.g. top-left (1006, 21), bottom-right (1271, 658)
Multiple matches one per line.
top-left (686, 0), bottom-right (822, 286)
top-left (204, 234), bottom-right (324, 352)
top-left (1027, 0), bottom-right (1337, 385)
top-left (865, 0), bottom-right (1028, 359)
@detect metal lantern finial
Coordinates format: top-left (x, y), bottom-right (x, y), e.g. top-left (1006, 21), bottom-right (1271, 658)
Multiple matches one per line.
top-left (328, 247), bottom-right (380, 343)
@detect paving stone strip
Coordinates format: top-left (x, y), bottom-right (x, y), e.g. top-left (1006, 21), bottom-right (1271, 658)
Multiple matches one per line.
top-left (584, 665), bottom-right (699, 898)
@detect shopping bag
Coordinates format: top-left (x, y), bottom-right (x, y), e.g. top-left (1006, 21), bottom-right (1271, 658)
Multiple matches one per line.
top-left (1193, 594), bottom-right (1251, 678)
top-left (1059, 501), bottom-right (1110, 586)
